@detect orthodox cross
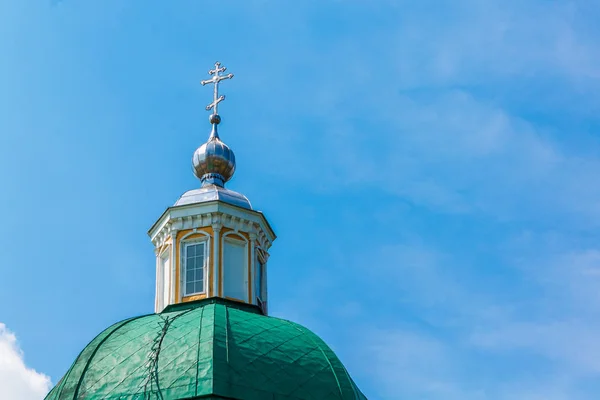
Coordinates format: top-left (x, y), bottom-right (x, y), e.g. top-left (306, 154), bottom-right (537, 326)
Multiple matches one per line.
top-left (201, 61), bottom-right (234, 116)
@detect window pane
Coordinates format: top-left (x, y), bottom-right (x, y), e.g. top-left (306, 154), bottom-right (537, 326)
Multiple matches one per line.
top-left (223, 240), bottom-right (246, 301)
top-left (186, 282), bottom-right (194, 295)
top-left (184, 242), bottom-right (205, 295)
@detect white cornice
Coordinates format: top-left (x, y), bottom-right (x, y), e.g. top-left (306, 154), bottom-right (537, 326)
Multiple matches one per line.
top-left (149, 201), bottom-right (275, 252)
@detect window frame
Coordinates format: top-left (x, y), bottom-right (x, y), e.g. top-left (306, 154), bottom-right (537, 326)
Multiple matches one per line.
top-left (182, 239), bottom-right (208, 297)
top-left (222, 234), bottom-right (249, 302)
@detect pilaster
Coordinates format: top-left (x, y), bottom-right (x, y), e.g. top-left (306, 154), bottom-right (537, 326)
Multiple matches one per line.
top-left (212, 217), bottom-right (222, 298)
top-left (169, 229), bottom-right (177, 304)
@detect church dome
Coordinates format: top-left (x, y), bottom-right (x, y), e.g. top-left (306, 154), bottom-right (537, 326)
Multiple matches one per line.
top-left (45, 298), bottom-right (366, 400)
top-left (192, 135), bottom-right (236, 185)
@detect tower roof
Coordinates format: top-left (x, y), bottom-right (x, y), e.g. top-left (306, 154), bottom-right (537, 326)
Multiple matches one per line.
top-left (174, 185), bottom-right (252, 210)
top-left (45, 298), bottom-right (366, 400)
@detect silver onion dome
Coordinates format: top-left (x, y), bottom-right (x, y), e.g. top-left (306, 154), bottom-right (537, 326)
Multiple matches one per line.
top-left (192, 121), bottom-right (236, 187)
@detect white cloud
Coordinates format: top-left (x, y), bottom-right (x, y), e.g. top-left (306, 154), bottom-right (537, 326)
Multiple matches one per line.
top-left (0, 323), bottom-right (51, 400)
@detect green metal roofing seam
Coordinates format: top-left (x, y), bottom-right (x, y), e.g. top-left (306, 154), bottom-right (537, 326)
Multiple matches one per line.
top-left (80, 316), bottom-right (164, 397)
top-left (47, 318), bottom-right (129, 400)
top-left (194, 306), bottom-right (206, 398)
top-left (154, 307), bottom-right (208, 398)
top-left (73, 315), bottom-right (148, 399)
top-left (143, 314), bottom-right (174, 397)
top-left (57, 315), bottom-right (146, 399)
top-left (80, 316), bottom-right (163, 396)
top-left (224, 306), bottom-right (230, 365)
top-left (295, 322), bottom-right (344, 399)
top-left (209, 302), bottom-right (217, 396)
top-left (154, 308), bottom-right (198, 397)
top-left (81, 309), bottom-right (191, 398)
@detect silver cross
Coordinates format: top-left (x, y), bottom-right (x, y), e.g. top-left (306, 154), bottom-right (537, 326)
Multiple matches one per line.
top-left (201, 61), bottom-right (234, 115)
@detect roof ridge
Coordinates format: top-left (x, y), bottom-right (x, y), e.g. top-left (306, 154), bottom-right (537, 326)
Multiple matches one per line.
top-left (194, 305), bottom-right (206, 397)
top-left (210, 302), bottom-right (218, 396)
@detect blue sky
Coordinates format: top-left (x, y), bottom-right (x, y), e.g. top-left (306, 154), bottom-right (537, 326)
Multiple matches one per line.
top-left (1, 0), bottom-right (600, 399)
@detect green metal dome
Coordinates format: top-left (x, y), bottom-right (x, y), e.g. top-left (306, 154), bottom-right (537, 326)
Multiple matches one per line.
top-left (45, 298), bottom-right (366, 400)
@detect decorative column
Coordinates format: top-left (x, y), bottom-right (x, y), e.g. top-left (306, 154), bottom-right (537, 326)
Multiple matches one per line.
top-left (170, 229), bottom-right (177, 304)
top-left (249, 232), bottom-right (257, 304)
top-left (154, 247), bottom-right (161, 313)
top-left (212, 220), bottom-right (222, 297)
top-left (263, 249), bottom-right (270, 315)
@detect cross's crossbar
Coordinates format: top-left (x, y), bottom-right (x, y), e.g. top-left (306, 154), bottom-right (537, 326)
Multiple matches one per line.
top-left (201, 62), bottom-right (234, 117)
top-left (206, 95), bottom-right (225, 111)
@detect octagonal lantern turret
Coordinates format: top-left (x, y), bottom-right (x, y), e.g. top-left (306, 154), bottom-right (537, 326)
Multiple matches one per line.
top-left (148, 61), bottom-right (275, 314)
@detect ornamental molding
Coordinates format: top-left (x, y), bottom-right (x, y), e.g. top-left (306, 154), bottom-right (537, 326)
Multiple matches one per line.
top-left (151, 206), bottom-right (273, 252)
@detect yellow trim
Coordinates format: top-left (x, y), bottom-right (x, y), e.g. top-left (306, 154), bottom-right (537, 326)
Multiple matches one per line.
top-left (182, 293), bottom-right (207, 302)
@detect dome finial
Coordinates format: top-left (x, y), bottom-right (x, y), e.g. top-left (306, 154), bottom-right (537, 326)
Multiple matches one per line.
top-left (200, 61), bottom-right (234, 139)
top-left (193, 62), bottom-right (236, 187)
